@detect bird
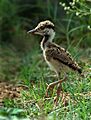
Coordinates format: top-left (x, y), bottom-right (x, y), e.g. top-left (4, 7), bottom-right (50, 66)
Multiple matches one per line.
top-left (28, 20), bottom-right (82, 103)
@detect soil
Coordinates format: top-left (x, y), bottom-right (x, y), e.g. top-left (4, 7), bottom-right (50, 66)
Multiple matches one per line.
top-left (0, 81), bottom-right (26, 107)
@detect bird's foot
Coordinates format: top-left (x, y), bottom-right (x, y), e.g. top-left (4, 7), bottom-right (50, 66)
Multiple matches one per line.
top-left (45, 77), bottom-right (67, 98)
top-left (45, 83), bottom-right (55, 97)
top-left (54, 92), bottom-right (69, 107)
top-left (54, 96), bottom-right (59, 106)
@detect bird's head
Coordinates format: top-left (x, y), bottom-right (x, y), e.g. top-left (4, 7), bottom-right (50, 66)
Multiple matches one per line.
top-left (28, 20), bottom-right (55, 40)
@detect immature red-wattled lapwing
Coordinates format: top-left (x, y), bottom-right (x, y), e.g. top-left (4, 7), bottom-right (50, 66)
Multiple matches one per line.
top-left (28, 20), bottom-right (82, 103)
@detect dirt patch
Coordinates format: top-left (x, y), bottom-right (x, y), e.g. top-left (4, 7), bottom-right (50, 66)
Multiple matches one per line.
top-left (0, 81), bottom-right (26, 107)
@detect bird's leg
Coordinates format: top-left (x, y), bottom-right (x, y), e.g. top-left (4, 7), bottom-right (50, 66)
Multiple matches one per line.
top-left (54, 83), bottom-right (62, 105)
top-left (45, 77), bottom-right (66, 97)
top-left (45, 72), bottom-right (60, 97)
top-left (54, 75), bottom-right (68, 105)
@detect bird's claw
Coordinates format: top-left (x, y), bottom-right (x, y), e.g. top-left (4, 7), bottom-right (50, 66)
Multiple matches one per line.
top-left (45, 83), bottom-right (55, 97)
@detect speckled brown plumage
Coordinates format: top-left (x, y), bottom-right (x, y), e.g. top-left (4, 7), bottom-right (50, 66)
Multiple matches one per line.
top-left (45, 42), bottom-right (82, 74)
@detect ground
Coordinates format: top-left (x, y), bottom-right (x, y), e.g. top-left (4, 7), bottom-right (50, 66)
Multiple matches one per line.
top-left (0, 44), bottom-right (91, 120)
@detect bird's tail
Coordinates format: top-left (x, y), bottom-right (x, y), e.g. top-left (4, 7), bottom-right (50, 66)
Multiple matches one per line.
top-left (78, 67), bottom-right (82, 74)
top-left (77, 67), bottom-right (85, 77)
top-left (69, 63), bottom-right (84, 77)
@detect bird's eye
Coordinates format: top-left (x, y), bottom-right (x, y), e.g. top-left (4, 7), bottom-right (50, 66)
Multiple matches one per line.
top-left (37, 27), bottom-right (41, 30)
top-left (40, 26), bottom-right (45, 30)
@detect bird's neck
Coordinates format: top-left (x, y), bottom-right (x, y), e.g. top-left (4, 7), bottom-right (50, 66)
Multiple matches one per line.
top-left (41, 33), bottom-right (55, 50)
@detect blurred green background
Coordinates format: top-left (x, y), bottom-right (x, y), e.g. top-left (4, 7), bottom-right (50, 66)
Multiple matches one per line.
top-left (0, 0), bottom-right (91, 49)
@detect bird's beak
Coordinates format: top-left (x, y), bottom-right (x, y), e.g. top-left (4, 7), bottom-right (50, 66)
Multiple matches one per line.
top-left (27, 28), bottom-right (37, 34)
top-left (27, 28), bottom-right (43, 36)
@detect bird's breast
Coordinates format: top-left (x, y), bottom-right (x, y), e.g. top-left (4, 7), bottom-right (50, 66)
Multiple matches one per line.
top-left (43, 50), bottom-right (66, 73)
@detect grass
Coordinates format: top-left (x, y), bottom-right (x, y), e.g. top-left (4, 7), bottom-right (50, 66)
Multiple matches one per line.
top-left (20, 49), bottom-right (91, 120)
top-left (0, 45), bottom-right (90, 120)
top-left (0, 0), bottom-right (91, 119)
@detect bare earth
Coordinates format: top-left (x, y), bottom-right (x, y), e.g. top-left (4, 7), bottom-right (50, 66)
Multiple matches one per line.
top-left (0, 81), bottom-right (25, 107)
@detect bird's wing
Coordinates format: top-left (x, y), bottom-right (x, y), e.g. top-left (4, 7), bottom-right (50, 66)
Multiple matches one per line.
top-left (45, 43), bottom-right (82, 74)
